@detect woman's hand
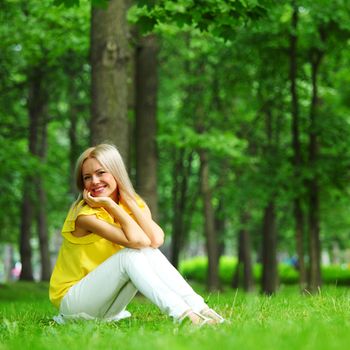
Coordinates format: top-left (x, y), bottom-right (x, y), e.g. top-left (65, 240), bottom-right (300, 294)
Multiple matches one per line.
top-left (83, 189), bottom-right (114, 209)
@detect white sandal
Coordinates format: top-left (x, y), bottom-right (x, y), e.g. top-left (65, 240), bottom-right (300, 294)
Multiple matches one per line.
top-left (178, 309), bottom-right (212, 327)
top-left (200, 308), bottom-right (225, 324)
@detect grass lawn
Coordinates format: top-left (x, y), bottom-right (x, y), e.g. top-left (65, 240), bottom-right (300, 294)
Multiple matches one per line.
top-left (0, 282), bottom-right (349, 350)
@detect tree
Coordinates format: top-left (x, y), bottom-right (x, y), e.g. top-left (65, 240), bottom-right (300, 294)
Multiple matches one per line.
top-left (90, 0), bottom-right (130, 161)
top-left (289, 0), bottom-right (307, 290)
top-left (135, 33), bottom-right (159, 219)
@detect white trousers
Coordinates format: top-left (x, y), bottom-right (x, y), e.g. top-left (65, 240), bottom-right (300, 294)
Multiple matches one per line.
top-left (60, 248), bottom-right (207, 321)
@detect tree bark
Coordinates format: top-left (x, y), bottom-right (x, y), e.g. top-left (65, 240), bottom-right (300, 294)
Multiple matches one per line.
top-left (199, 149), bottom-right (220, 291)
top-left (36, 114), bottom-right (51, 281)
top-left (261, 201), bottom-right (278, 294)
top-left (232, 211), bottom-right (254, 291)
top-left (135, 34), bottom-right (159, 219)
top-left (261, 107), bottom-right (278, 295)
top-left (20, 66), bottom-right (51, 281)
top-left (20, 67), bottom-right (48, 281)
top-left (90, 0), bottom-right (130, 162)
top-left (307, 39), bottom-right (324, 292)
top-left (170, 149), bottom-right (193, 268)
top-left (19, 186), bottom-right (34, 280)
top-left (289, 0), bottom-right (307, 290)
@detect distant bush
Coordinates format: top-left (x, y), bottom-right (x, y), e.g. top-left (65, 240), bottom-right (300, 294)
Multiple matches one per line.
top-left (179, 256), bottom-right (350, 286)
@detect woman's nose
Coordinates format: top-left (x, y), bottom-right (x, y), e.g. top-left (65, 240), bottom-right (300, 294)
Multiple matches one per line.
top-left (91, 175), bottom-right (100, 184)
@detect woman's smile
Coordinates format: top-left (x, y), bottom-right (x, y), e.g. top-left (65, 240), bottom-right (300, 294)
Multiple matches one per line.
top-left (82, 157), bottom-right (118, 201)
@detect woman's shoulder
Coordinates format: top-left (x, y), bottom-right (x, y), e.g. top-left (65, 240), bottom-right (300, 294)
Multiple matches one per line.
top-left (62, 200), bottom-right (114, 233)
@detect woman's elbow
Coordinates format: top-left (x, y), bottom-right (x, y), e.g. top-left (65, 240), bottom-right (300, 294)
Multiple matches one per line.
top-left (151, 232), bottom-right (165, 248)
top-left (134, 235), bottom-right (152, 248)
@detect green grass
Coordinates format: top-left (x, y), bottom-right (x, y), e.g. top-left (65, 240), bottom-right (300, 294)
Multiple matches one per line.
top-left (1, 282), bottom-right (350, 350)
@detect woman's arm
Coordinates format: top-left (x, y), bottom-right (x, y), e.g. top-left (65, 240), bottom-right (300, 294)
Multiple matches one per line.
top-left (75, 215), bottom-right (150, 248)
top-left (76, 190), bottom-right (151, 248)
top-left (121, 191), bottom-right (165, 248)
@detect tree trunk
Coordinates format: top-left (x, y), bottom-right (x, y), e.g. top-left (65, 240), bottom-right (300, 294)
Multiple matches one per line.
top-left (232, 211), bottom-right (254, 292)
top-left (135, 34), bottom-right (159, 219)
top-left (170, 149), bottom-right (185, 268)
top-left (36, 179), bottom-right (51, 281)
top-left (21, 66), bottom-right (51, 281)
top-left (3, 244), bottom-right (14, 282)
top-left (68, 103), bottom-right (79, 195)
top-left (214, 198), bottom-right (226, 262)
top-left (19, 186), bottom-right (34, 281)
top-left (90, 0), bottom-right (130, 162)
top-left (261, 201), bottom-right (278, 294)
top-left (260, 105), bottom-right (278, 294)
top-left (289, 1), bottom-right (307, 290)
top-left (20, 67), bottom-right (47, 281)
top-left (170, 149), bottom-right (193, 268)
top-left (36, 116), bottom-right (51, 281)
top-left (199, 149), bottom-right (220, 290)
top-left (307, 41), bottom-right (324, 292)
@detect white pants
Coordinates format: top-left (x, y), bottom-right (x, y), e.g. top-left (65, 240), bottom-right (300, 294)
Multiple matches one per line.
top-left (60, 248), bottom-right (207, 321)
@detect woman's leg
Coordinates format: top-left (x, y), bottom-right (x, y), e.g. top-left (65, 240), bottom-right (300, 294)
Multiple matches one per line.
top-left (103, 280), bottom-right (138, 320)
top-left (60, 248), bottom-right (191, 320)
top-left (140, 248), bottom-right (208, 313)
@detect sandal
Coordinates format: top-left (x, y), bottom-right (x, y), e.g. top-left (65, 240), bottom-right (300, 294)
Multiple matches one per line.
top-left (178, 309), bottom-right (213, 327)
top-left (200, 308), bottom-right (225, 324)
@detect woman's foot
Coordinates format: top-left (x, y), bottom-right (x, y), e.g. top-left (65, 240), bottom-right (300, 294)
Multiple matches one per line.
top-left (200, 308), bottom-right (225, 324)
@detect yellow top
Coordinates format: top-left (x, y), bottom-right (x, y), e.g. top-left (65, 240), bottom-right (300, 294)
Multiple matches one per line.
top-left (49, 198), bottom-right (144, 308)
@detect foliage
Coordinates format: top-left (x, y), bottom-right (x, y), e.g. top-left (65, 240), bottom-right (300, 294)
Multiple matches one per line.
top-left (180, 257), bottom-right (350, 286)
top-left (130, 0), bottom-right (275, 38)
top-left (0, 0), bottom-right (90, 245)
top-left (1, 0), bottom-right (350, 289)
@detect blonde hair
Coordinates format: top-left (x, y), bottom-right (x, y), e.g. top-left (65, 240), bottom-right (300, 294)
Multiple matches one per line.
top-left (74, 144), bottom-right (136, 202)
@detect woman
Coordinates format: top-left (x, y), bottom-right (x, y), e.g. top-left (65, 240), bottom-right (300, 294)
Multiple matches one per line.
top-left (49, 144), bottom-right (224, 326)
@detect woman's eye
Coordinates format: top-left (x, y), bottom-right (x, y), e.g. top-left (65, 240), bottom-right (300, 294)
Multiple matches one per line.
top-left (83, 176), bottom-right (91, 181)
top-left (98, 171), bottom-right (106, 175)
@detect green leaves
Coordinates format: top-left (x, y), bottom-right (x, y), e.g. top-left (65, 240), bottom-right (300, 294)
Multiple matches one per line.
top-left (158, 125), bottom-right (247, 159)
top-left (130, 0), bottom-right (272, 38)
top-left (52, 0), bottom-right (109, 7)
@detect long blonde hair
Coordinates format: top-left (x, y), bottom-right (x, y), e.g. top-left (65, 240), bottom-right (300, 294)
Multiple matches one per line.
top-left (74, 144), bottom-right (136, 202)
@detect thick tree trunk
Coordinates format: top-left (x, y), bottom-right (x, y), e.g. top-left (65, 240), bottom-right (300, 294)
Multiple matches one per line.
top-left (289, 1), bottom-right (307, 290)
top-left (135, 34), bottom-right (159, 219)
top-left (261, 201), bottom-right (278, 294)
top-left (307, 43), bottom-right (324, 292)
top-left (232, 211), bottom-right (254, 291)
top-left (199, 149), bottom-right (220, 291)
top-left (90, 0), bottom-right (130, 162)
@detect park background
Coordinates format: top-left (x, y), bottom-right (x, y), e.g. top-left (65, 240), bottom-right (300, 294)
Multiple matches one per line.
top-left (2, 1), bottom-right (350, 349)
top-left (1, 0), bottom-right (350, 298)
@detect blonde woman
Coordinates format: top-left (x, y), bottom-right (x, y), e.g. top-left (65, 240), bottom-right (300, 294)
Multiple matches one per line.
top-left (49, 144), bottom-right (224, 326)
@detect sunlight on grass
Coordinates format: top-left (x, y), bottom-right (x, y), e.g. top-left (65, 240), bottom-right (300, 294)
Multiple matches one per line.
top-left (0, 282), bottom-right (350, 350)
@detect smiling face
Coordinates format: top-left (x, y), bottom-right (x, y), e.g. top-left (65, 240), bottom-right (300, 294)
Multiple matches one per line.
top-left (82, 157), bottom-right (118, 201)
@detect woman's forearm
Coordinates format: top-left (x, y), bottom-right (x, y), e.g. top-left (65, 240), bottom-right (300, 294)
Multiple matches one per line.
top-left (127, 200), bottom-right (165, 248)
top-left (105, 202), bottom-right (151, 247)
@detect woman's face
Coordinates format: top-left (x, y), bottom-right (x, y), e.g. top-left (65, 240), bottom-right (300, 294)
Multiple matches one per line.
top-left (82, 158), bottom-right (118, 201)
